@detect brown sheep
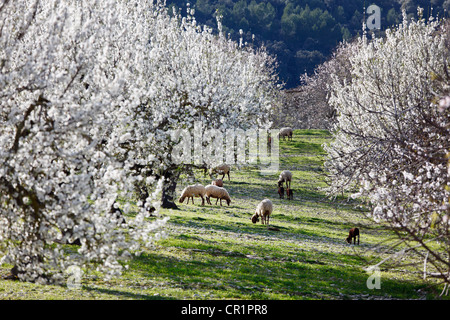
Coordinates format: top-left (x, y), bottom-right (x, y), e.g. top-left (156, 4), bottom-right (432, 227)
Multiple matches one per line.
top-left (212, 179), bottom-right (223, 188)
top-left (346, 227), bottom-right (360, 245)
top-left (286, 188), bottom-right (293, 200)
top-left (278, 185), bottom-right (284, 199)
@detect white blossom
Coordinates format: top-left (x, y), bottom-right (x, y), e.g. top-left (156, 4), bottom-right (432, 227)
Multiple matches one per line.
top-left (325, 9), bottom-right (450, 284)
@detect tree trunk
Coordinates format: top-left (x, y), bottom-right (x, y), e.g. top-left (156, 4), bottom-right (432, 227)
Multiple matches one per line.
top-left (161, 169), bottom-right (180, 209)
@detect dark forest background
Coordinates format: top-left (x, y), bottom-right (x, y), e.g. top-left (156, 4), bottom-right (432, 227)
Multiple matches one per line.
top-left (167, 0), bottom-right (450, 88)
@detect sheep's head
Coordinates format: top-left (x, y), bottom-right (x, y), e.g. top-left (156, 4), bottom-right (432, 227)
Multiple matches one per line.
top-left (251, 213), bottom-right (259, 224)
top-left (345, 237), bottom-right (352, 244)
top-left (179, 196), bottom-right (185, 203)
top-left (226, 198), bottom-right (231, 206)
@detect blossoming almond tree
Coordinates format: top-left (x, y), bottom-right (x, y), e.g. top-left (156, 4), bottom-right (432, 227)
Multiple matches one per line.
top-left (0, 0), bottom-right (169, 284)
top-left (107, 6), bottom-right (281, 209)
top-left (325, 10), bottom-right (450, 287)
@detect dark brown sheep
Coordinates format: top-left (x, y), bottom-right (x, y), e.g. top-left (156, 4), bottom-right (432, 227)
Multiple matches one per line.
top-left (346, 227), bottom-right (360, 245)
top-left (278, 184), bottom-right (284, 199)
top-left (212, 179), bottom-right (223, 188)
top-left (286, 188), bottom-right (293, 200)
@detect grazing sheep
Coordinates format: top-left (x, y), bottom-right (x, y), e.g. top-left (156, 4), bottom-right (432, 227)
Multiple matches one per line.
top-left (205, 185), bottom-right (231, 206)
top-left (278, 185), bottom-right (284, 199)
top-left (212, 179), bottom-right (223, 188)
top-left (209, 164), bottom-right (231, 181)
top-left (251, 199), bottom-right (273, 225)
top-left (286, 188), bottom-right (293, 200)
top-left (278, 170), bottom-right (292, 189)
top-left (278, 127), bottom-right (293, 141)
top-left (179, 183), bottom-right (207, 206)
top-left (346, 227), bottom-right (360, 245)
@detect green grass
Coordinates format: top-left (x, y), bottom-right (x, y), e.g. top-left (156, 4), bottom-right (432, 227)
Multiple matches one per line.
top-left (0, 129), bottom-right (447, 300)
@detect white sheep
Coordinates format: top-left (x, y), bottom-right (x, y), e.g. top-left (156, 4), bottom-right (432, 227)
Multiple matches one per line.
top-left (205, 185), bottom-right (231, 206)
top-left (178, 183), bottom-right (207, 206)
top-left (277, 170), bottom-right (292, 189)
top-left (251, 199), bottom-right (273, 225)
top-left (209, 164), bottom-right (231, 181)
top-left (278, 127), bottom-right (293, 141)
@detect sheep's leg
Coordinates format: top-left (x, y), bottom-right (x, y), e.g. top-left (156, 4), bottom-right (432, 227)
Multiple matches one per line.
top-left (357, 234), bottom-right (360, 245)
top-left (186, 197), bottom-right (191, 204)
top-left (215, 198), bottom-right (219, 205)
top-left (227, 172), bottom-right (230, 181)
top-left (201, 196), bottom-right (205, 206)
top-left (206, 196), bottom-right (211, 205)
top-left (219, 198), bottom-right (223, 206)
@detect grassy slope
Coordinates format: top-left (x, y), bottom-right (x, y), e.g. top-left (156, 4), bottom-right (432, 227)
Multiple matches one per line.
top-left (0, 129), bottom-right (446, 300)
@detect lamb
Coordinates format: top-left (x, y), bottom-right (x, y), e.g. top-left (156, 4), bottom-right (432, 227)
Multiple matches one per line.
top-left (278, 185), bottom-right (284, 199)
top-left (212, 179), bottom-right (223, 188)
top-left (209, 164), bottom-right (231, 181)
top-left (278, 127), bottom-right (293, 141)
top-left (346, 227), bottom-right (360, 245)
top-left (278, 170), bottom-right (292, 189)
top-left (251, 199), bottom-right (273, 225)
top-left (178, 183), bottom-right (207, 206)
top-left (205, 185), bottom-right (231, 206)
top-left (286, 187), bottom-right (293, 200)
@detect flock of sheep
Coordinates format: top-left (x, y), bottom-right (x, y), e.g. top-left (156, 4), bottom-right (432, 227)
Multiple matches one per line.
top-left (178, 127), bottom-right (295, 228)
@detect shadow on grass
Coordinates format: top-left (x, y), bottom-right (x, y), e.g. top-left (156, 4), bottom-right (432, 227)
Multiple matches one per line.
top-left (127, 249), bottom-right (427, 300)
top-left (165, 212), bottom-right (370, 254)
top-left (83, 286), bottom-right (177, 300)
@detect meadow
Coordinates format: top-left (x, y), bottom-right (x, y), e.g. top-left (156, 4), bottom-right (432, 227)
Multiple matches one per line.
top-left (0, 129), bottom-right (447, 300)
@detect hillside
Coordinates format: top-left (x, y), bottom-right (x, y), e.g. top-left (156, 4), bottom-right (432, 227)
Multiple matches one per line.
top-left (167, 0), bottom-right (450, 88)
top-left (1, 130), bottom-right (446, 300)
